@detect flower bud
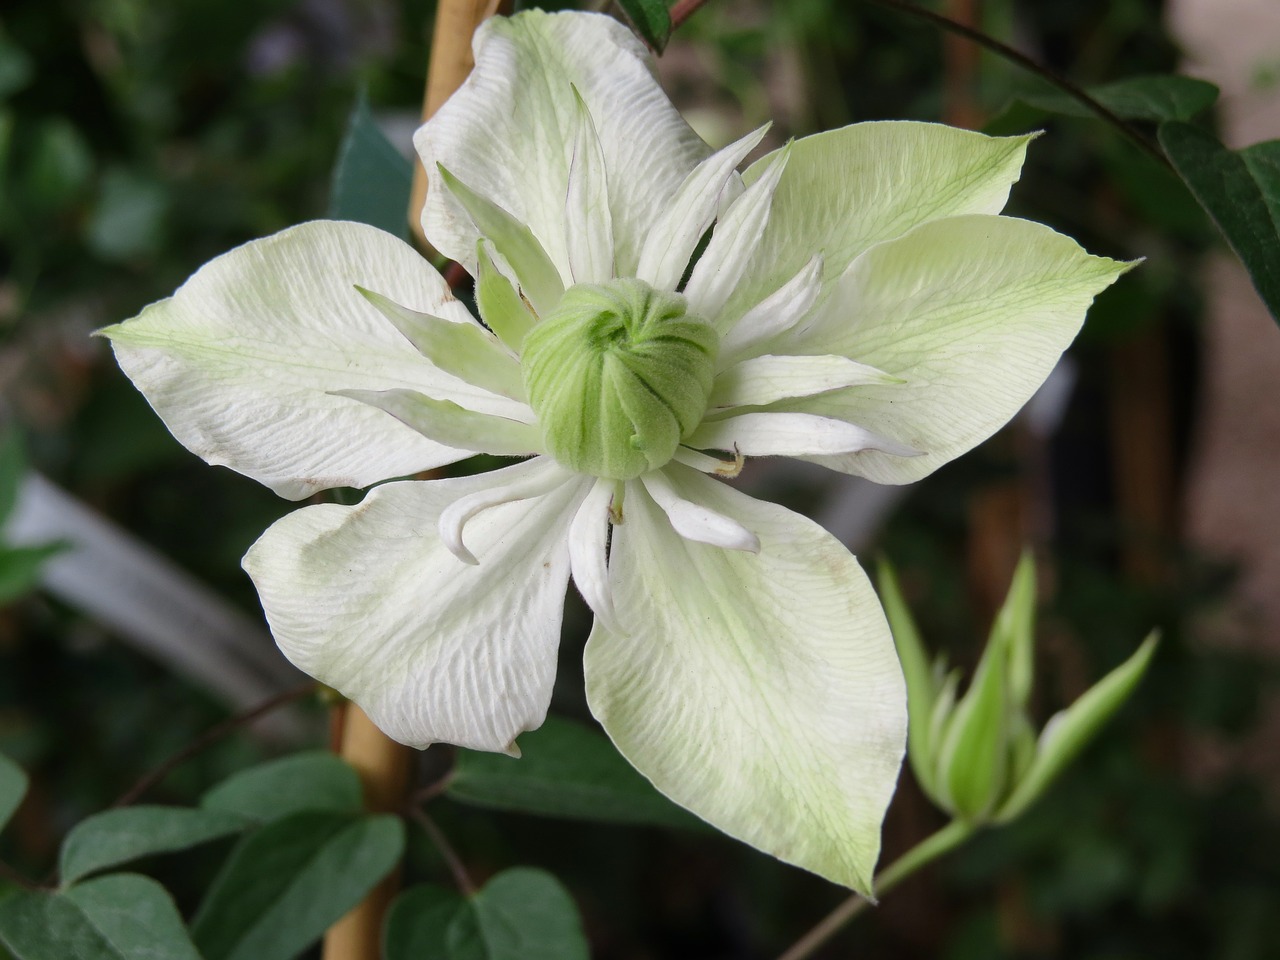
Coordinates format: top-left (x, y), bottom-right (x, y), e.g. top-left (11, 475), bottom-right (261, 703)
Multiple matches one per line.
top-left (522, 278), bottom-right (717, 479)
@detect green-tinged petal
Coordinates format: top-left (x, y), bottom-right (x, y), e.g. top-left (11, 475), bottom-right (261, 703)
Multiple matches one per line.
top-left (434, 166), bottom-right (564, 316)
top-left (779, 215), bottom-right (1129, 484)
top-left (564, 88), bottom-right (615, 284)
top-left (635, 125), bottom-right (769, 292)
top-left (415, 10), bottom-right (710, 280)
top-left (242, 465), bottom-right (589, 752)
top-left (709, 354), bottom-right (898, 409)
top-left (719, 123), bottom-right (1034, 325)
top-left (877, 561), bottom-right (938, 801)
top-left (585, 464), bottom-right (906, 893)
top-left (355, 287), bottom-right (524, 401)
top-left (333, 389), bottom-right (542, 458)
top-left (476, 239), bottom-right (537, 350)
top-left (101, 221), bottom-right (502, 500)
top-left (996, 633), bottom-right (1158, 823)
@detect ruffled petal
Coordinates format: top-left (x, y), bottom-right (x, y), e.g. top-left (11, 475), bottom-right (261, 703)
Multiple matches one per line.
top-left (101, 221), bottom-right (499, 500)
top-left (243, 466), bottom-right (590, 753)
top-left (585, 465), bottom-right (906, 893)
top-left (777, 215), bottom-right (1130, 483)
top-left (416, 10), bottom-right (710, 281)
top-left (718, 122), bottom-right (1034, 326)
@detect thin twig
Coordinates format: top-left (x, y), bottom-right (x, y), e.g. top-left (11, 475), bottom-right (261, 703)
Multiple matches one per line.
top-left (111, 682), bottom-right (319, 809)
top-left (670, 0), bottom-right (714, 31)
top-left (775, 820), bottom-right (974, 960)
top-left (862, 0), bottom-right (1172, 170)
top-left (408, 805), bottom-right (477, 897)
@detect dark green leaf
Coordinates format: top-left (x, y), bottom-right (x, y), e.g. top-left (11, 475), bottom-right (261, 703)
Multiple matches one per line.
top-left (1160, 123), bottom-right (1280, 324)
top-left (616, 0), bottom-right (673, 53)
top-left (454, 868), bottom-right (588, 960)
top-left (1023, 75), bottom-right (1220, 123)
top-left (192, 810), bottom-right (404, 960)
top-left (0, 544), bottom-right (64, 606)
top-left (59, 806), bottom-right (251, 885)
top-left (328, 92), bottom-right (414, 239)
top-left (383, 885), bottom-right (466, 960)
top-left (0, 753), bottom-right (27, 835)
top-left (0, 428), bottom-right (25, 523)
top-left (200, 750), bottom-right (363, 823)
top-left (449, 715), bottom-right (700, 829)
top-left (384, 871), bottom-right (587, 960)
top-left (0, 874), bottom-right (200, 960)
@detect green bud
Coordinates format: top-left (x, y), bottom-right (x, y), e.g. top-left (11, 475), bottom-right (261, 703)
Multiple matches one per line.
top-left (522, 278), bottom-right (718, 479)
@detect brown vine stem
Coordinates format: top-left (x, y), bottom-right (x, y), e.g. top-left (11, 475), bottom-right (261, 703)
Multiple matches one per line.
top-left (862, 0), bottom-right (1171, 170)
top-left (408, 805), bottom-right (477, 897)
top-left (670, 0), bottom-right (715, 31)
top-left (775, 820), bottom-right (974, 960)
top-left (111, 681), bottom-right (320, 809)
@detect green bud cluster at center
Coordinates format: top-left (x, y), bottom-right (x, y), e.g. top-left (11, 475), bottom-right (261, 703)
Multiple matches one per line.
top-left (522, 278), bottom-right (718, 480)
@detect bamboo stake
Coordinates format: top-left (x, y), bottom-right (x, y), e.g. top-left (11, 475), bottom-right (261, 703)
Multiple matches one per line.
top-left (323, 3), bottom-right (511, 957)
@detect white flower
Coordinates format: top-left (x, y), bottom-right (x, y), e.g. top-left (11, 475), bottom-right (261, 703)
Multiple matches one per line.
top-left (101, 10), bottom-right (1127, 893)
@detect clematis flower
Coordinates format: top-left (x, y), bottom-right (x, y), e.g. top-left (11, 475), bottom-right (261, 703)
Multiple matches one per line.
top-left (102, 10), bottom-right (1127, 892)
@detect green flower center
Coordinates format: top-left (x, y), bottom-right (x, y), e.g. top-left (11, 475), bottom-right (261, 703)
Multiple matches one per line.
top-left (522, 278), bottom-right (718, 480)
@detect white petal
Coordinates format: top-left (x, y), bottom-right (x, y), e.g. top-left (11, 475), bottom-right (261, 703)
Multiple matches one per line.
top-left (584, 465), bottom-right (907, 893)
top-left (565, 89), bottom-right (615, 284)
top-left (438, 457), bottom-right (571, 565)
top-left (333, 388), bottom-right (541, 457)
top-left (568, 478), bottom-right (621, 633)
top-left (716, 122), bottom-right (1035, 327)
top-left (683, 145), bottom-right (791, 325)
top-left (416, 10), bottom-right (711, 280)
top-left (687, 411), bottom-right (920, 459)
top-left (779, 215), bottom-right (1129, 483)
top-left (709, 354), bottom-right (900, 410)
top-left (639, 470), bottom-right (759, 553)
top-left (356, 286), bottom-right (525, 401)
top-left (635, 125), bottom-right (770, 292)
top-left (717, 253), bottom-right (825, 365)
top-left (101, 221), bottom-right (505, 499)
top-left (243, 468), bottom-right (590, 752)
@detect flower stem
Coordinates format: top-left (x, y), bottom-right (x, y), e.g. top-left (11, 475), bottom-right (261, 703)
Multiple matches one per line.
top-left (860, 0), bottom-right (1171, 170)
top-left (775, 820), bottom-right (975, 960)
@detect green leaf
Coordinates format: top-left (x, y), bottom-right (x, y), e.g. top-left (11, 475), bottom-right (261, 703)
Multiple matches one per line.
top-left (1023, 75), bottom-right (1220, 123)
top-left (876, 561), bottom-right (938, 797)
top-left (328, 91), bottom-right (414, 240)
top-left (1159, 123), bottom-right (1280, 324)
top-left (0, 874), bottom-right (200, 960)
top-left (0, 753), bottom-right (27, 834)
top-left (997, 632), bottom-right (1159, 823)
top-left (616, 0), bottom-right (673, 53)
top-left (0, 544), bottom-right (64, 606)
top-left (0, 428), bottom-right (25, 523)
top-left (384, 871), bottom-right (588, 960)
top-left (383, 885), bottom-right (466, 960)
top-left (85, 168), bottom-right (169, 263)
top-left (449, 715), bottom-right (701, 830)
top-left (200, 750), bottom-right (363, 823)
top-left (59, 806), bottom-right (251, 885)
top-left (192, 810), bottom-right (404, 960)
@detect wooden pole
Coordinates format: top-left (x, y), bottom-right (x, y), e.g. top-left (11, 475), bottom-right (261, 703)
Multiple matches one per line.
top-left (322, 3), bottom-right (511, 956)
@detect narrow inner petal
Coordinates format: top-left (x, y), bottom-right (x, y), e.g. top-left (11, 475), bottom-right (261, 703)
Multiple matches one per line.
top-left (438, 457), bottom-right (573, 565)
top-left (568, 478), bottom-right (623, 633)
top-left (333, 388), bottom-right (542, 459)
top-left (564, 87), bottom-right (616, 285)
top-left (709, 354), bottom-right (902, 410)
top-left (717, 253), bottom-right (824, 366)
top-left (688, 411), bottom-right (921, 460)
top-left (639, 470), bottom-right (760, 553)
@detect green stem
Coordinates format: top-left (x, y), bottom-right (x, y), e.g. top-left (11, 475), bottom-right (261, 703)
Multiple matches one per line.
top-left (775, 820), bottom-right (975, 960)
top-left (861, 0), bottom-right (1172, 171)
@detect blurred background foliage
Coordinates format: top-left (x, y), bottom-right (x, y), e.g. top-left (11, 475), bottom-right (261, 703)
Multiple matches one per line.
top-left (1, 0), bottom-right (1277, 957)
